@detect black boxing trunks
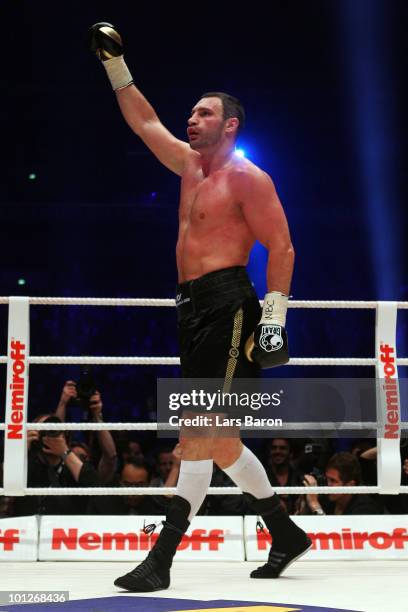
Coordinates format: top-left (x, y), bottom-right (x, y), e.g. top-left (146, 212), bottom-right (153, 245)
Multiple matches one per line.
top-left (176, 267), bottom-right (261, 385)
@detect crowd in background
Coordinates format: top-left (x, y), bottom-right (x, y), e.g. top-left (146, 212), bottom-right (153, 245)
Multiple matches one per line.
top-left (1, 379), bottom-right (408, 518)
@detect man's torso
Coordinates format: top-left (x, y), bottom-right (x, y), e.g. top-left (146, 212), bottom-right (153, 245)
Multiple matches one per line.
top-left (177, 155), bottom-right (260, 282)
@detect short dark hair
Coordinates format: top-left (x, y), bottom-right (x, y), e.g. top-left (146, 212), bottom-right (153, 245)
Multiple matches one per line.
top-left (200, 91), bottom-right (245, 134)
top-left (327, 452), bottom-right (361, 485)
top-left (122, 457), bottom-right (152, 479)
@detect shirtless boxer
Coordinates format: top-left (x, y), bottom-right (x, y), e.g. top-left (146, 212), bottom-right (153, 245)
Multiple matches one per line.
top-left (90, 23), bottom-right (311, 592)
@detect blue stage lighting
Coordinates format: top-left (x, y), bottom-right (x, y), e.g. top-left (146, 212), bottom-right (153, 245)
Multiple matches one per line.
top-left (338, 0), bottom-right (401, 299)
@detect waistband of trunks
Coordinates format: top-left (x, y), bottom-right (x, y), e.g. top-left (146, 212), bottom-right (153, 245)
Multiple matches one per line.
top-left (175, 266), bottom-right (255, 314)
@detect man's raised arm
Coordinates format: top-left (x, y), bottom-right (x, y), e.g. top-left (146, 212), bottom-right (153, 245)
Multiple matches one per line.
top-left (89, 23), bottom-right (192, 176)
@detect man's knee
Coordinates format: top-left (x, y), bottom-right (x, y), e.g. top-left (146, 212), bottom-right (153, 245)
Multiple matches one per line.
top-left (213, 438), bottom-right (243, 468)
top-left (179, 436), bottom-right (214, 460)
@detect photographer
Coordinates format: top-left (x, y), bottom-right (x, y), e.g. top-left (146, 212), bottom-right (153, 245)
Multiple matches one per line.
top-left (55, 377), bottom-right (117, 484)
top-left (13, 415), bottom-right (100, 516)
top-left (298, 451), bottom-right (383, 515)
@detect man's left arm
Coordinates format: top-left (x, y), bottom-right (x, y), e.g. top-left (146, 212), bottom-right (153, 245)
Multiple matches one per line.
top-left (41, 435), bottom-right (83, 482)
top-left (236, 169), bottom-right (295, 368)
top-left (88, 392), bottom-right (118, 484)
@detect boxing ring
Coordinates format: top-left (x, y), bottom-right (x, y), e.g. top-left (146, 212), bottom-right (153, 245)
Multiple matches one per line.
top-left (1, 296), bottom-right (408, 612)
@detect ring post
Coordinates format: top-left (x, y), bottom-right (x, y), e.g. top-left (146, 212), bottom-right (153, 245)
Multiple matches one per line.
top-left (375, 301), bottom-right (401, 494)
top-left (4, 296), bottom-right (30, 495)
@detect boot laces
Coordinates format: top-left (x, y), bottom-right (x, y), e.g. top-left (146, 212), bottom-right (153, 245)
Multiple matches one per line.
top-left (143, 520), bottom-right (162, 535)
top-left (256, 517), bottom-right (265, 533)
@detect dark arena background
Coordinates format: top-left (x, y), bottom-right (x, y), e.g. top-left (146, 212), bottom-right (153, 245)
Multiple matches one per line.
top-left (1, 2), bottom-right (408, 610)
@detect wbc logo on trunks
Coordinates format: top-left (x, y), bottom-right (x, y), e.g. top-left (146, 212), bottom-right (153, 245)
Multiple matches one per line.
top-left (260, 325), bottom-right (283, 352)
top-left (175, 293), bottom-right (190, 307)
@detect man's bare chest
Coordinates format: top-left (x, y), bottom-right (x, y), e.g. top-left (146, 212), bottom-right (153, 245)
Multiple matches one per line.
top-left (179, 172), bottom-right (240, 224)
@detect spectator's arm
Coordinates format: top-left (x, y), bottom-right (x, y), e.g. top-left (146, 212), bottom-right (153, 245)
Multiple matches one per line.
top-left (294, 495), bottom-right (308, 515)
top-left (303, 473), bottom-right (325, 514)
top-left (55, 380), bottom-right (77, 421)
top-left (63, 450), bottom-right (85, 482)
top-left (42, 435), bottom-right (83, 482)
top-left (89, 392), bottom-right (117, 484)
top-left (360, 447), bottom-right (377, 461)
top-left (27, 430), bottom-right (40, 451)
top-left (162, 444), bottom-right (182, 490)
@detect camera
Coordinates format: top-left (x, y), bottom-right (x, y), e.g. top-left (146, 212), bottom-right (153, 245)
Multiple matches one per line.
top-left (297, 442), bottom-right (324, 473)
top-left (308, 467), bottom-right (327, 487)
top-left (75, 367), bottom-right (97, 410)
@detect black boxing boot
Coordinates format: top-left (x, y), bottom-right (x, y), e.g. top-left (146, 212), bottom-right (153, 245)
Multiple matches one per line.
top-left (244, 493), bottom-right (312, 578)
top-left (114, 496), bottom-right (190, 592)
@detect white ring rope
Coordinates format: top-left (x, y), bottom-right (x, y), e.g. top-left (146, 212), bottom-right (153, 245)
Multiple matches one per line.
top-left (1, 357), bottom-right (408, 365)
top-left (0, 486), bottom-right (407, 496)
top-left (0, 297), bottom-right (408, 308)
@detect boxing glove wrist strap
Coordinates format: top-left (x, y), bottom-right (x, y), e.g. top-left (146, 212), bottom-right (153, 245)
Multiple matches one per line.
top-left (260, 292), bottom-right (288, 327)
top-left (103, 56), bottom-right (133, 91)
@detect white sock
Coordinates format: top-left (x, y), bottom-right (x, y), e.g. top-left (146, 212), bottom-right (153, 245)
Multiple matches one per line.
top-left (176, 459), bottom-right (213, 521)
top-left (223, 445), bottom-right (275, 499)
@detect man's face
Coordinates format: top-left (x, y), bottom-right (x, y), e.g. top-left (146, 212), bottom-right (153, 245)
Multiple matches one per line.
top-left (120, 464), bottom-right (150, 507)
top-left (122, 441), bottom-right (143, 462)
top-left (326, 467), bottom-right (354, 502)
top-left (158, 452), bottom-right (174, 480)
top-left (269, 439), bottom-right (291, 467)
top-left (187, 97), bottom-right (225, 150)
